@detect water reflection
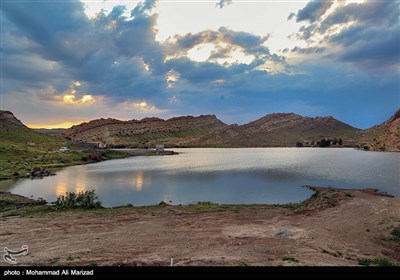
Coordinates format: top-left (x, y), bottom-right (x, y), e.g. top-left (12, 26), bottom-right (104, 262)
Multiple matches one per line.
top-left (75, 183), bottom-right (86, 193)
top-left (132, 172), bottom-right (144, 192)
top-left (9, 148), bottom-right (400, 207)
top-left (56, 183), bottom-right (67, 197)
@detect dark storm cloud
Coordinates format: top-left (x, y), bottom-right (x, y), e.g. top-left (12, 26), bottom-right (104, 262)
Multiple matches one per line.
top-left (1, 0), bottom-right (167, 100)
top-left (169, 27), bottom-right (269, 53)
top-left (291, 0), bottom-right (400, 73)
top-left (1, 0), bottom-right (398, 129)
top-left (295, 1), bottom-right (333, 23)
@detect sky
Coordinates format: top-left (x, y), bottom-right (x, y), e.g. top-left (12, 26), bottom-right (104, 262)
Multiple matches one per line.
top-left (1, 0), bottom-right (399, 129)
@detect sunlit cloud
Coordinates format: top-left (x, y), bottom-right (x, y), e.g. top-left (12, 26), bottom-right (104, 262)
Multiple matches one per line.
top-left (187, 43), bottom-right (214, 62)
top-left (119, 100), bottom-right (157, 111)
top-left (166, 70), bottom-right (180, 88)
top-left (1, 0), bottom-right (398, 130)
top-left (212, 79), bottom-right (226, 84)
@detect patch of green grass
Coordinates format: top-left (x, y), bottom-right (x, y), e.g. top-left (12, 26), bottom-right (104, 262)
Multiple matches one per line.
top-left (358, 258), bottom-right (398, 267)
top-left (67, 256), bottom-right (81, 261)
top-left (282, 256), bottom-right (300, 263)
top-left (391, 227), bottom-right (400, 239)
top-left (345, 192), bottom-right (353, 198)
top-left (49, 257), bottom-right (61, 264)
top-left (0, 127), bottom-right (131, 179)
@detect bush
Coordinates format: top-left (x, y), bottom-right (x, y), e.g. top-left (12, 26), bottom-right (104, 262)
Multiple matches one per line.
top-left (391, 227), bottom-right (400, 239)
top-left (87, 152), bottom-right (102, 162)
top-left (54, 190), bottom-right (102, 210)
top-left (282, 256), bottom-right (300, 263)
top-left (358, 258), bottom-right (397, 266)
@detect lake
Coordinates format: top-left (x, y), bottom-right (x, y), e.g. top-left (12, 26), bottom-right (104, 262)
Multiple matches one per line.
top-left (9, 148), bottom-right (400, 207)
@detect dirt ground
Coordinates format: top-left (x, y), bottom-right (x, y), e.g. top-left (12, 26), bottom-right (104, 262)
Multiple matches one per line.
top-left (0, 187), bottom-right (399, 266)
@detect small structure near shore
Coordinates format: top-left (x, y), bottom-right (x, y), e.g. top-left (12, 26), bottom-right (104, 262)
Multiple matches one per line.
top-left (155, 145), bottom-right (164, 152)
top-left (58, 147), bottom-right (70, 152)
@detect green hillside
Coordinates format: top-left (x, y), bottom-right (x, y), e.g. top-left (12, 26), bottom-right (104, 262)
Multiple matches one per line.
top-left (0, 111), bottom-right (128, 179)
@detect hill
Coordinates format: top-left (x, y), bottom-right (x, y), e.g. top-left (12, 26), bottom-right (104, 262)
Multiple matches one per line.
top-left (59, 115), bottom-right (227, 147)
top-left (59, 113), bottom-right (361, 147)
top-left (0, 110), bottom-right (128, 179)
top-left (360, 109), bottom-right (400, 152)
top-left (0, 110), bottom-right (56, 144)
top-left (33, 128), bottom-right (66, 136)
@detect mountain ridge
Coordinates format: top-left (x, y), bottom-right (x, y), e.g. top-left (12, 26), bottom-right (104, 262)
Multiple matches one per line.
top-left (2, 109), bottom-right (398, 151)
top-left (58, 112), bottom-right (361, 148)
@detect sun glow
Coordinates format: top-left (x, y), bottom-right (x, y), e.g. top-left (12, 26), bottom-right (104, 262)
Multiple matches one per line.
top-left (27, 121), bottom-right (83, 129)
top-left (187, 43), bottom-right (214, 62)
top-left (62, 94), bottom-right (95, 105)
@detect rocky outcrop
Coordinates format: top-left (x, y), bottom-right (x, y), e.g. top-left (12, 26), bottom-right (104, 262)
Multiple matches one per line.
top-left (361, 109), bottom-right (400, 152)
top-left (0, 110), bottom-right (27, 129)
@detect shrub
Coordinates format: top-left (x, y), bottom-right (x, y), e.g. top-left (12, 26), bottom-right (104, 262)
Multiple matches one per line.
top-left (391, 227), bottom-right (400, 239)
top-left (358, 258), bottom-right (397, 266)
top-left (54, 190), bottom-right (102, 210)
top-left (282, 256), bottom-right (300, 263)
top-left (87, 152), bottom-right (102, 162)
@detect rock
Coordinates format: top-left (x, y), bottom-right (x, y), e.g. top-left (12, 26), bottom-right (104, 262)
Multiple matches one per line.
top-left (275, 231), bottom-right (293, 238)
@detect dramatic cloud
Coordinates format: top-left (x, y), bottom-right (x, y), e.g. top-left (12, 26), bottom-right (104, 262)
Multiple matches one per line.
top-left (295, 1), bottom-right (334, 23)
top-left (290, 0), bottom-right (400, 73)
top-left (1, 0), bottom-right (398, 128)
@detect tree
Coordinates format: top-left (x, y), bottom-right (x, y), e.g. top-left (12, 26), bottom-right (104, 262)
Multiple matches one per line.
top-left (296, 141), bottom-right (303, 147)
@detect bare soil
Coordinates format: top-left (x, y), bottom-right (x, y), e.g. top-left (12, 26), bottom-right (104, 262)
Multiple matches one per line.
top-left (0, 187), bottom-right (399, 266)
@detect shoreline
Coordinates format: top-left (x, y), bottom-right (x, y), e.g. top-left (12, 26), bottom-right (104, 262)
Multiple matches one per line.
top-left (2, 146), bottom-right (396, 181)
top-left (0, 148), bottom-right (178, 181)
top-left (1, 186), bottom-right (399, 266)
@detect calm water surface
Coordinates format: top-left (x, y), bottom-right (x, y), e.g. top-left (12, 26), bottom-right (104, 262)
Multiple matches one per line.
top-left (10, 148), bottom-right (400, 207)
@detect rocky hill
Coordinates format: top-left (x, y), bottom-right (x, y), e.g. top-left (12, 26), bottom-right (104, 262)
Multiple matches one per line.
top-left (360, 109), bottom-right (400, 152)
top-left (0, 110), bottom-right (57, 144)
top-left (3, 109), bottom-right (399, 150)
top-left (60, 115), bottom-right (227, 147)
top-left (0, 110), bottom-right (28, 129)
top-left (59, 113), bottom-right (362, 148)
top-left (193, 113), bottom-right (361, 147)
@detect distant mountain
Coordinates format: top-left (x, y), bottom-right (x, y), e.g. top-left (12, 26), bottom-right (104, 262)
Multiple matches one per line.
top-left (361, 109), bottom-right (400, 152)
top-left (199, 113), bottom-right (361, 147)
top-left (59, 112), bottom-right (362, 148)
top-left (3, 109), bottom-right (399, 150)
top-left (33, 128), bottom-right (66, 136)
